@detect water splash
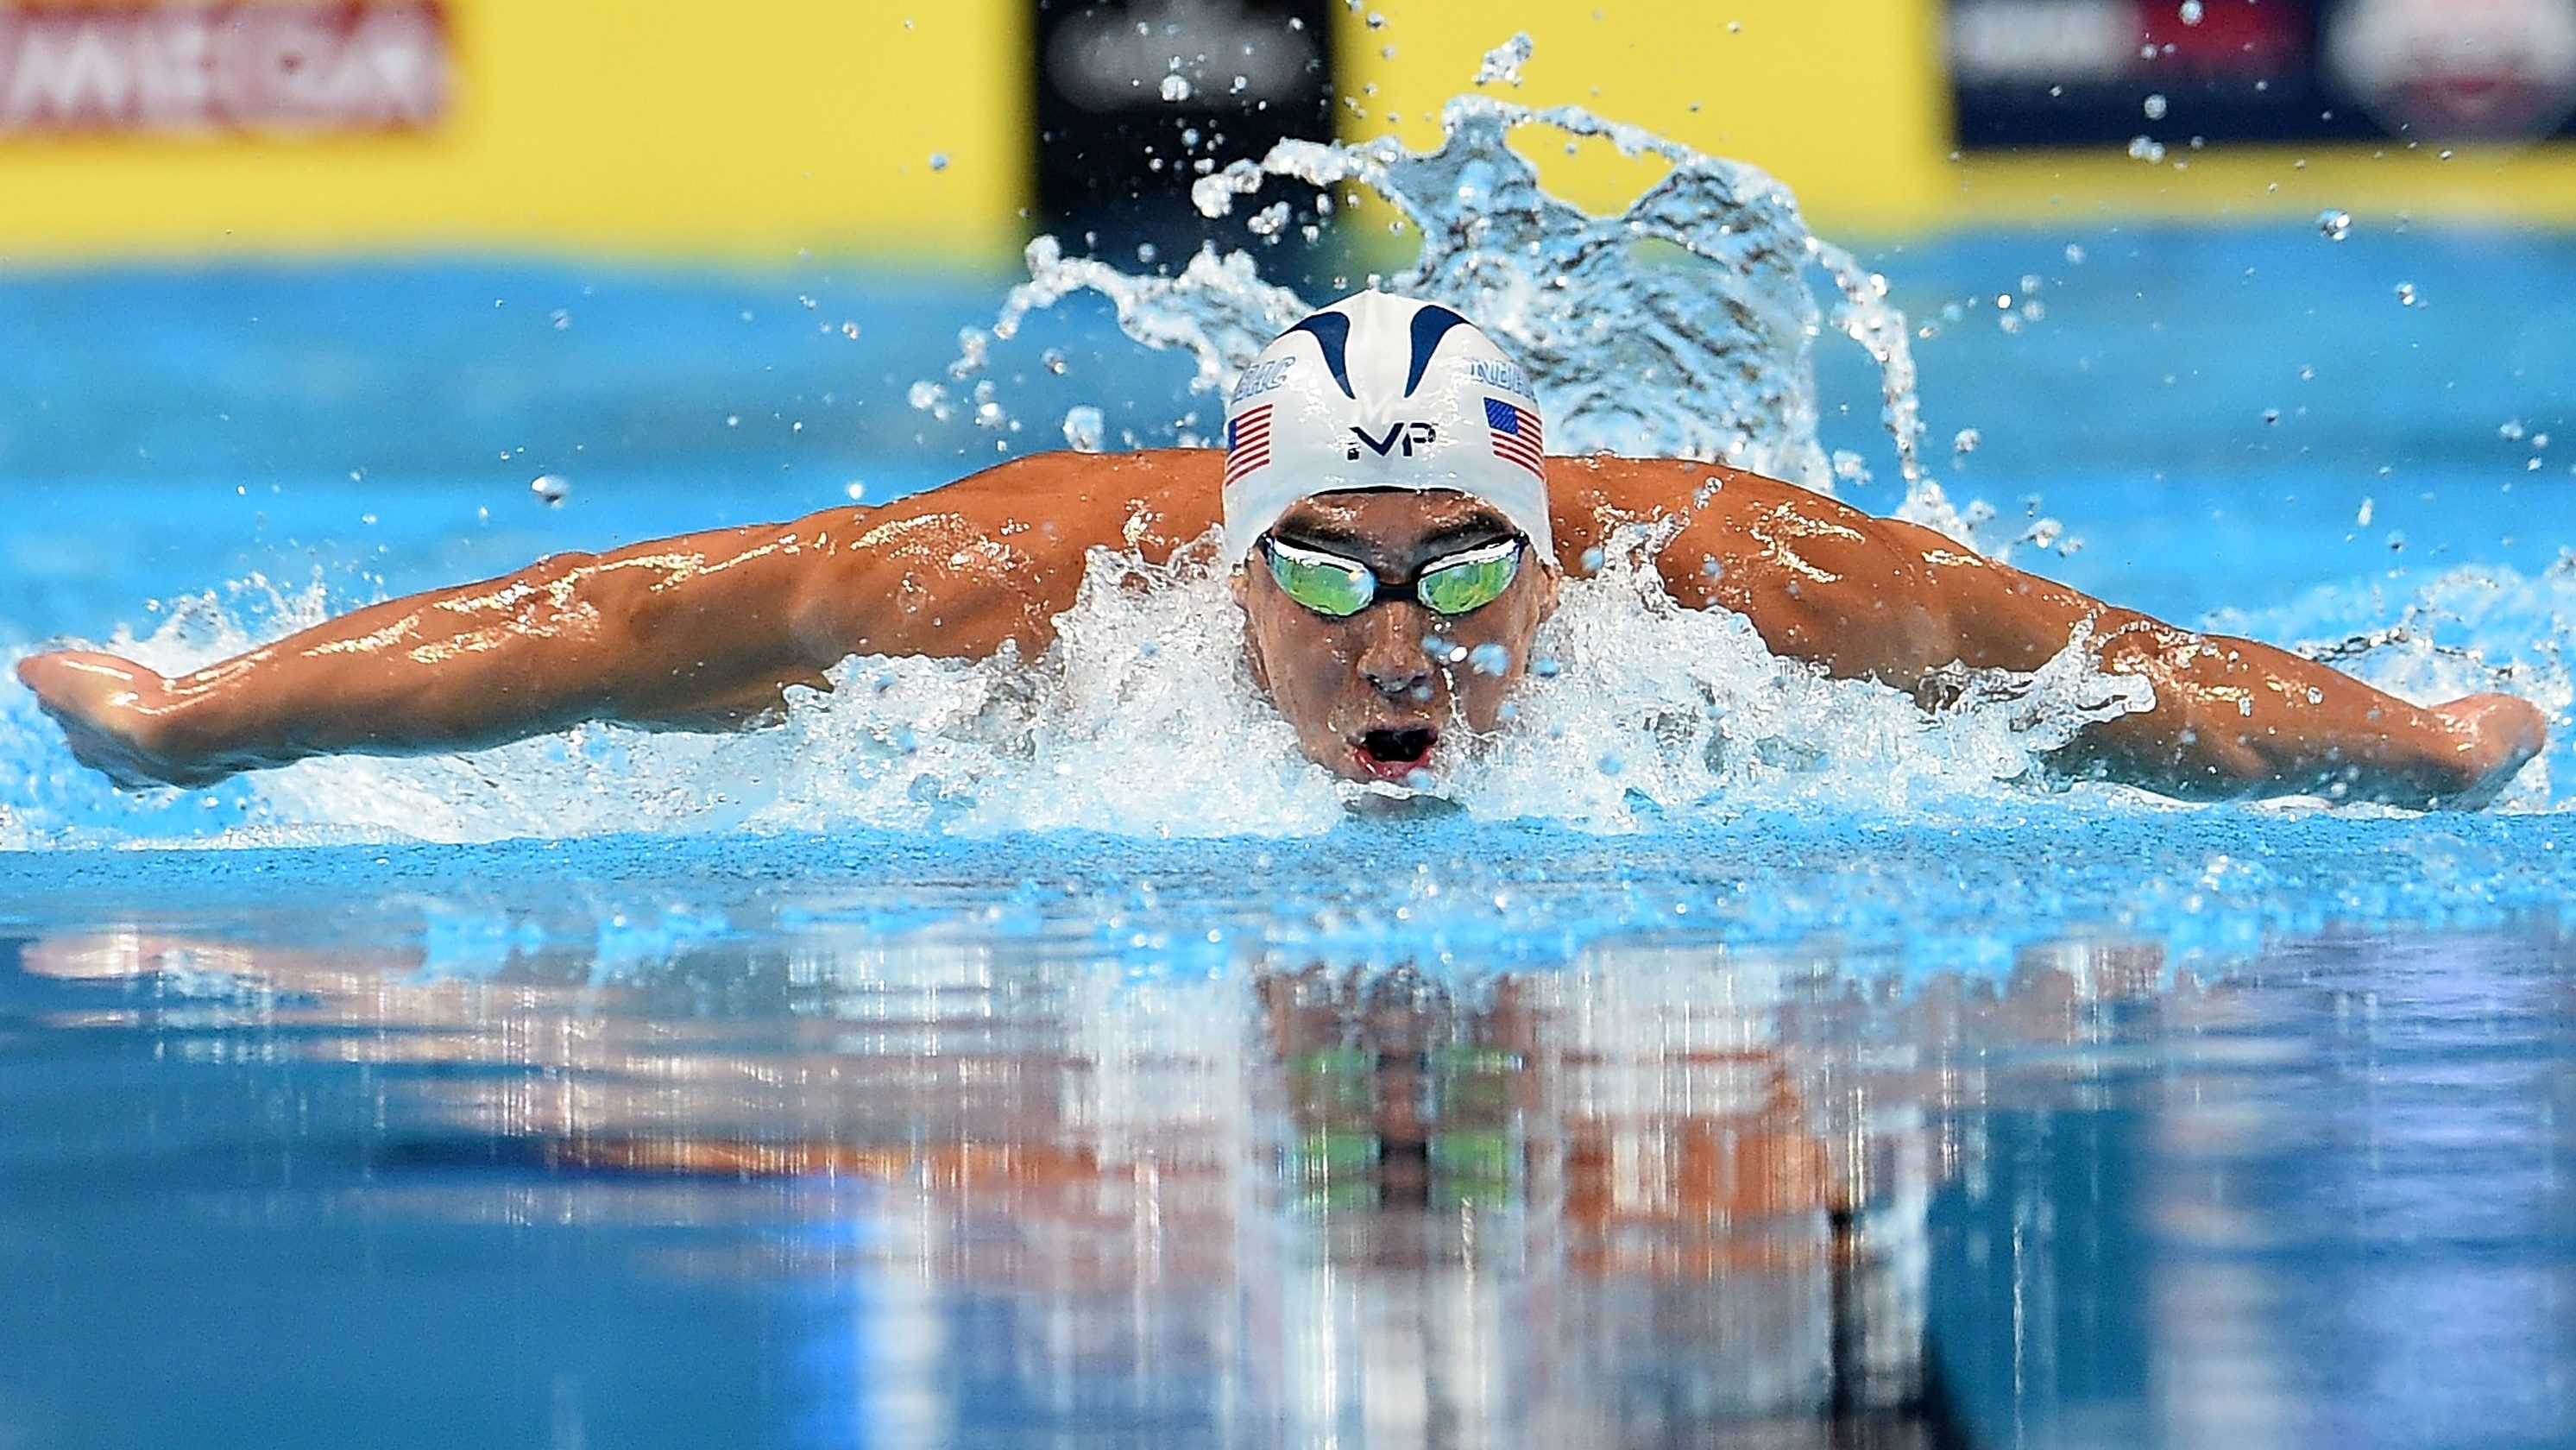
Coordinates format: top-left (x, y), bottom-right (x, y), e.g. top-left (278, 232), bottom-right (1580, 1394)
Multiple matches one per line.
top-left (3, 538), bottom-right (2191, 847)
top-left (944, 37), bottom-right (2006, 543)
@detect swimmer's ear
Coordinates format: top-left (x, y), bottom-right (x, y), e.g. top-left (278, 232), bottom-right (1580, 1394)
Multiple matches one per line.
top-left (1534, 560), bottom-right (1562, 625)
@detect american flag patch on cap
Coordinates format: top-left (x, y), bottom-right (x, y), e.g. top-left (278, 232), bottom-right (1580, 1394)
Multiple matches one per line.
top-left (1224, 404), bottom-right (1273, 485)
top-left (1484, 397), bottom-right (1542, 477)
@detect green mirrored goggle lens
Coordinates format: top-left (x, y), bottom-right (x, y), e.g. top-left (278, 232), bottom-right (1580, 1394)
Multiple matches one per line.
top-left (1414, 542), bottom-right (1521, 615)
top-left (1262, 536), bottom-right (1524, 619)
top-left (1265, 542), bottom-right (1376, 617)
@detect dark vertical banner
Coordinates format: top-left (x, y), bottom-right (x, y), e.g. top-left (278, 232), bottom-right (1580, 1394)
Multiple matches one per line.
top-left (1946, 0), bottom-right (2576, 148)
top-left (1032, 0), bottom-right (1336, 274)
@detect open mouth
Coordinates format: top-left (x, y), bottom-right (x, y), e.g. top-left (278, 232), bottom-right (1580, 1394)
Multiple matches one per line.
top-left (1351, 725), bottom-right (1439, 781)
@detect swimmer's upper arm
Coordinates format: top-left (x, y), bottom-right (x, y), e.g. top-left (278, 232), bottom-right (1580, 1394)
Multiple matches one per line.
top-left (1664, 494), bottom-right (1959, 687)
top-left (1867, 517), bottom-right (2130, 672)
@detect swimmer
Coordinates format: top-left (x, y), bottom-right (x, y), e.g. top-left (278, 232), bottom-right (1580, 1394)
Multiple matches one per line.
top-left (15, 292), bottom-right (2548, 808)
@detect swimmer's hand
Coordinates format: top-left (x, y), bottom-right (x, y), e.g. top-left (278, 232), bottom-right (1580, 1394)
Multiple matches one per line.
top-left (16, 650), bottom-right (249, 789)
top-left (2422, 692), bottom-right (2549, 810)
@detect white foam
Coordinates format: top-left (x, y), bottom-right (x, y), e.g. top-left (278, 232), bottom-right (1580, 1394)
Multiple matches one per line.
top-left (3, 533), bottom-right (2186, 846)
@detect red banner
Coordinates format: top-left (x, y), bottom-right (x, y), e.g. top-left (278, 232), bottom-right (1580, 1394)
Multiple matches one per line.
top-left (0, 2), bottom-right (450, 137)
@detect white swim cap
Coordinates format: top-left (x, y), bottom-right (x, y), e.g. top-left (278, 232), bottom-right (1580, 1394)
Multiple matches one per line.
top-left (1220, 291), bottom-right (1552, 564)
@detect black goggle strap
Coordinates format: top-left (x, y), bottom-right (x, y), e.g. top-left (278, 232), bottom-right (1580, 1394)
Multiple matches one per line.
top-left (1262, 535), bottom-right (1525, 613)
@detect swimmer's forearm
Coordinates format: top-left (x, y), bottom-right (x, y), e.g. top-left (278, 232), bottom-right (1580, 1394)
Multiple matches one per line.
top-left (144, 531), bottom-right (839, 768)
top-left (1912, 538), bottom-right (2536, 805)
top-left (2059, 617), bottom-right (2486, 803)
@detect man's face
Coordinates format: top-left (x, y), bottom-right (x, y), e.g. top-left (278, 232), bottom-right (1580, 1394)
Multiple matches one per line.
top-left (1236, 489), bottom-right (1559, 784)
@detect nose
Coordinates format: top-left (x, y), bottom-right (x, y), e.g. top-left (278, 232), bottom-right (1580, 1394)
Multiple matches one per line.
top-left (1356, 605), bottom-right (1434, 698)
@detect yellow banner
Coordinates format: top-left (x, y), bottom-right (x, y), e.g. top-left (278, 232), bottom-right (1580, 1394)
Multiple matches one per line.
top-left (0, 0), bottom-right (1030, 264)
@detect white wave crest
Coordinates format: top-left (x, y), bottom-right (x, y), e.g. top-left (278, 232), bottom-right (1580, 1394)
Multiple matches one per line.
top-left (5, 538), bottom-right (2174, 847)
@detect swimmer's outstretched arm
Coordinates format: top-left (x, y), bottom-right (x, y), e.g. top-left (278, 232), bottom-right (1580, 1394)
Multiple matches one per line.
top-left (10, 467), bottom-right (1157, 791)
top-left (16, 452), bottom-right (1211, 789)
top-left (1872, 519), bottom-right (2548, 807)
top-left (1638, 474), bottom-right (2544, 808)
top-left (16, 515), bottom-right (870, 788)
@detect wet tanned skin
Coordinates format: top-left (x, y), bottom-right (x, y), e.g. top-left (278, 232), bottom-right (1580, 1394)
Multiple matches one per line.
top-left (1236, 490), bottom-right (1559, 783)
top-left (16, 448), bottom-right (2549, 805)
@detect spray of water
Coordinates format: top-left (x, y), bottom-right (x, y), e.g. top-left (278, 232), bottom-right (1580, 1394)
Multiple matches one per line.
top-left (948, 35), bottom-right (2024, 549)
top-left (0, 526), bottom-right (2189, 847)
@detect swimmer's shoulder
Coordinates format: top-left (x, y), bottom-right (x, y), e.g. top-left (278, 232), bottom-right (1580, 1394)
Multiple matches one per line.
top-left (814, 448), bottom-right (1224, 560)
top-left (1546, 454), bottom-right (1848, 560)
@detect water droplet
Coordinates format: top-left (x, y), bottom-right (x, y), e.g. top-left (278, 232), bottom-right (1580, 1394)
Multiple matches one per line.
top-left (2316, 208), bottom-right (2352, 241)
top-left (1061, 406), bottom-right (1106, 452)
top-left (841, 320), bottom-right (862, 340)
top-left (1467, 642), bottom-right (1511, 675)
top-left (1597, 753), bottom-right (1624, 777)
top-left (908, 381), bottom-right (945, 412)
top-left (1579, 546), bottom-right (1606, 572)
top-left (2500, 419), bottom-right (2527, 441)
top-left (549, 309), bottom-right (570, 331)
top-left (2064, 243), bottom-right (2087, 263)
top-left (1531, 658), bottom-right (1562, 678)
top-left (2356, 496), bottom-right (2375, 525)
top-left (845, 481), bottom-right (867, 501)
top-left (2180, 0), bottom-right (2204, 22)
top-left (2262, 407), bottom-right (2282, 425)
top-left (2143, 92), bottom-right (2168, 120)
top-left (1041, 348), bottom-right (1069, 375)
top-left (1953, 427), bottom-right (1982, 454)
top-left (2126, 136), bottom-right (2166, 163)
top-left (530, 474), bottom-right (570, 505)
top-left (1473, 32), bottom-right (1533, 87)
top-left (2393, 281), bottom-right (2418, 306)
top-left (1160, 72), bottom-right (1191, 103)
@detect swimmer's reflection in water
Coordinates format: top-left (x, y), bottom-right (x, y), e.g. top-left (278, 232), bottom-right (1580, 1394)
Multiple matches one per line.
top-left (18, 292), bottom-right (2548, 806)
top-left (17, 924), bottom-right (2196, 1440)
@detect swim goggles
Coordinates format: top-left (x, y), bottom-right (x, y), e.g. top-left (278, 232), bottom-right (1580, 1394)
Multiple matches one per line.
top-left (1257, 534), bottom-right (1525, 619)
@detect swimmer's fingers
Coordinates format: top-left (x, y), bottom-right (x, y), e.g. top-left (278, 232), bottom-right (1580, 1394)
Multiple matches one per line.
top-left (2422, 693), bottom-right (2548, 810)
top-left (14, 650), bottom-right (222, 791)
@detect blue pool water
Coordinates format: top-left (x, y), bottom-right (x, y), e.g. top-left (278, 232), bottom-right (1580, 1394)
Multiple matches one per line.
top-left (1, 222), bottom-right (2573, 1447)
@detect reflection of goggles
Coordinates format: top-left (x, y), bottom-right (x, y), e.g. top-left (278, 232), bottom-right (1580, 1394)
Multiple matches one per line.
top-left (1258, 535), bottom-right (1525, 619)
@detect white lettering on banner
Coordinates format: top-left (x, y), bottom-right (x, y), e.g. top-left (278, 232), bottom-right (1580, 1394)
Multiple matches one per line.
top-left (1948, 0), bottom-right (2136, 85)
top-left (1048, 0), bottom-right (1317, 113)
top-left (0, 3), bottom-right (448, 136)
